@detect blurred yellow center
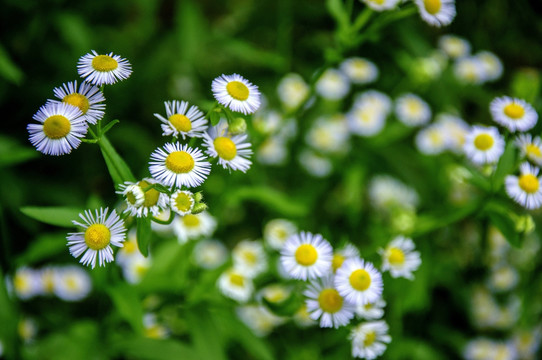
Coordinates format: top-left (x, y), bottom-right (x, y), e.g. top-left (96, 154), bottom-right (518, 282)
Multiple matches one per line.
top-left (518, 174), bottom-right (539, 193)
top-left (364, 331), bottom-right (377, 346)
top-left (369, 0), bottom-right (385, 4)
top-left (175, 192), bottom-right (193, 212)
top-left (43, 115), bottom-right (71, 139)
top-left (63, 93), bottom-right (90, 114)
top-left (182, 214), bottom-right (200, 227)
top-left (92, 55), bottom-right (118, 72)
top-left (349, 269), bottom-right (371, 291)
top-left (230, 273), bottom-right (245, 286)
top-left (332, 254), bottom-right (345, 272)
top-left (214, 137), bottom-right (237, 160)
top-left (65, 277), bottom-right (78, 291)
top-left (165, 151), bottom-right (194, 173)
top-left (473, 134), bottom-right (494, 151)
top-left (138, 180), bottom-right (160, 207)
top-left (526, 144), bottom-right (542, 157)
top-left (123, 241), bottom-right (137, 254)
top-left (406, 100), bottom-right (422, 115)
top-left (14, 275), bottom-right (29, 291)
top-left (169, 114), bottom-right (192, 132)
top-left (226, 81), bottom-right (249, 101)
top-left (318, 288), bottom-right (343, 313)
top-left (84, 224), bottom-right (111, 250)
top-left (295, 244), bottom-right (318, 266)
top-left (424, 0), bottom-right (441, 14)
top-left (504, 103), bottom-right (525, 119)
top-left (242, 251), bottom-right (257, 264)
top-left (388, 247), bottom-right (405, 265)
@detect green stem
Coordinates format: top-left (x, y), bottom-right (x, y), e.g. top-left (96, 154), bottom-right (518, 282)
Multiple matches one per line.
top-left (151, 210), bottom-right (176, 225)
top-left (98, 134), bottom-right (136, 187)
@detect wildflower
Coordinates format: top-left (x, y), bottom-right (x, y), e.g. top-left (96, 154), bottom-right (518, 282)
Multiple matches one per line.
top-left (257, 137), bottom-right (288, 166)
top-left (116, 230), bottom-right (141, 265)
top-left (339, 57), bottom-right (379, 84)
top-left (435, 113), bottom-right (469, 153)
top-left (121, 254), bottom-right (151, 284)
top-left (355, 298), bottom-right (386, 320)
top-left (77, 50), bottom-right (132, 86)
top-left (379, 236), bottom-right (421, 280)
top-left (350, 321), bottom-right (392, 359)
top-left (348, 90), bottom-right (392, 136)
top-left (118, 178), bottom-right (169, 217)
top-left (236, 305), bottom-right (285, 337)
top-left (212, 73), bottom-right (261, 114)
top-left (149, 142), bottom-right (211, 188)
top-left (203, 120), bottom-right (252, 172)
top-left (463, 338), bottom-right (498, 360)
top-left (395, 93), bottom-right (432, 127)
top-left (361, 0), bottom-right (400, 11)
top-left (49, 80), bottom-right (105, 124)
top-left (18, 318), bottom-right (38, 343)
top-left (293, 304), bottom-right (318, 327)
top-left (277, 73), bottom-right (310, 110)
top-left (335, 258), bottom-right (383, 306)
top-left (232, 240), bottom-right (268, 278)
top-left (218, 268), bottom-right (254, 302)
top-left (414, 0), bottom-right (456, 27)
top-left (298, 149), bottom-right (333, 178)
top-left (253, 110), bottom-right (282, 135)
top-left (476, 51), bottom-right (503, 82)
top-left (438, 35), bottom-right (470, 59)
top-left (154, 100), bottom-right (207, 139)
top-left (454, 56), bottom-right (487, 84)
top-left (280, 231), bottom-right (333, 280)
top-left (513, 327), bottom-right (542, 360)
top-left (169, 190), bottom-right (194, 216)
top-left (463, 126), bottom-right (505, 165)
top-left (258, 284), bottom-right (292, 305)
top-left (37, 266), bottom-right (57, 296)
top-left (415, 123), bottom-right (448, 155)
top-left (305, 275), bottom-right (355, 328)
top-left (173, 211), bottom-right (217, 243)
top-left (144, 313), bottom-right (169, 339)
top-left (368, 175), bottom-right (419, 212)
top-left (193, 239), bottom-right (228, 269)
top-left (12, 267), bottom-right (40, 300)
top-left (505, 162), bottom-right (542, 210)
top-left (488, 264), bottom-right (519, 293)
top-left (305, 115), bottom-right (350, 154)
top-left (67, 208), bottom-right (126, 269)
top-left (353, 90), bottom-right (393, 114)
top-left (53, 266), bottom-right (92, 301)
top-left (28, 102), bottom-right (87, 156)
top-left (490, 96), bottom-right (538, 132)
top-left (332, 243), bottom-right (360, 273)
top-left (516, 133), bottom-right (542, 166)
top-left (263, 218), bottom-right (298, 250)
top-left (315, 68), bottom-right (350, 100)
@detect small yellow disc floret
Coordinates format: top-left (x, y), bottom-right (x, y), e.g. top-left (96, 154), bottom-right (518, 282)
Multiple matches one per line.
top-left (43, 115), bottom-right (71, 139)
top-left (474, 134), bottom-right (494, 151)
top-left (92, 55), bottom-right (118, 72)
top-left (84, 224), bottom-right (111, 250)
top-left (214, 137), bottom-right (237, 161)
top-left (519, 174), bottom-right (539, 194)
top-left (387, 247), bottom-right (405, 265)
top-left (318, 288), bottom-right (343, 313)
top-left (349, 269), bottom-right (371, 291)
top-left (504, 103), bottom-right (525, 119)
top-left (295, 244), bottom-right (318, 266)
top-left (165, 151), bottom-right (195, 173)
top-left (226, 81), bottom-right (249, 101)
top-left (169, 114), bottom-right (192, 132)
top-left (424, 0), bottom-right (442, 15)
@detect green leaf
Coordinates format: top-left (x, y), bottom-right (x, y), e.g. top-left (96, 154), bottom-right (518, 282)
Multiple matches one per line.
top-left (112, 337), bottom-right (199, 360)
top-left (0, 135), bottom-right (38, 167)
top-left (185, 309), bottom-right (227, 360)
top-left (210, 108), bottom-right (221, 126)
top-left (98, 134), bottom-right (136, 187)
top-left (136, 217), bottom-right (152, 257)
top-left (106, 283), bottom-right (144, 334)
top-left (225, 186), bottom-right (308, 217)
top-left (20, 206), bottom-right (82, 227)
top-left (492, 142), bottom-right (517, 191)
top-left (511, 68), bottom-right (540, 104)
top-left (16, 232), bottom-right (67, 265)
top-left (326, 0), bottom-right (350, 30)
top-left (413, 200), bottom-right (481, 237)
top-left (0, 268), bottom-right (18, 360)
top-left (486, 207), bottom-right (521, 247)
top-left (101, 119), bottom-right (120, 135)
top-left (0, 44), bottom-right (23, 85)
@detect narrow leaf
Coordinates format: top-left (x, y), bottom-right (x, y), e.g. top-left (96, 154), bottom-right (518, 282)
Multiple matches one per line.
top-left (106, 283), bottom-right (143, 334)
top-left (136, 217), bottom-right (152, 257)
top-left (20, 206), bottom-right (82, 227)
top-left (98, 134), bottom-right (136, 187)
top-left (492, 142), bottom-right (516, 191)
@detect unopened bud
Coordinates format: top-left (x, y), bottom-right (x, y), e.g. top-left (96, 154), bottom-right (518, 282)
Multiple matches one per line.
top-left (192, 202), bottom-right (208, 214)
top-left (229, 117), bottom-right (247, 134)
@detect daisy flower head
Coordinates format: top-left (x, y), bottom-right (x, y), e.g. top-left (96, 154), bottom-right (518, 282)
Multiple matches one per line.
top-left (28, 102), bottom-right (87, 156)
top-left (438, 34), bottom-right (471, 59)
top-left (277, 73), bottom-right (310, 110)
top-left (49, 81), bottom-right (105, 125)
top-left (121, 254), bottom-right (151, 284)
top-left (154, 100), bottom-right (207, 139)
top-left (464, 126), bottom-right (505, 165)
top-left (315, 68), bottom-right (351, 101)
top-left (334, 258), bottom-right (383, 306)
top-left (350, 321), bottom-right (392, 359)
top-left (257, 137), bottom-right (288, 166)
top-left (232, 240), bottom-right (268, 278)
top-left (395, 93), bottom-right (432, 127)
top-left (263, 218), bottom-right (298, 250)
top-left (118, 178), bottom-right (169, 218)
top-left (67, 208), bottom-right (126, 269)
top-left (305, 115), bottom-right (350, 155)
top-left (515, 134), bottom-right (542, 166)
top-left (505, 162), bottom-right (542, 210)
top-left (476, 51), bottom-right (503, 82)
top-left (332, 243), bottom-right (360, 273)
top-left (369, 175), bottom-right (419, 212)
top-left (415, 123), bottom-right (448, 155)
top-left (173, 211), bottom-right (217, 244)
top-left (77, 50), bottom-right (132, 86)
top-left (217, 267), bottom-right (254, 303)
top-left (454, 56), bottom-right (487, 84)
top-left (435, 113), bottom-right (469, 153)
top-left (212, 73), bottom-right (261, 115)
top-left (193, 239), bottom-right (228, 269)
top-left (280, 231), bottom-right (333, 281)
top-left (236, 305), bottom-right (285, 337)
top-left (415, 0), bottom-right (456, 27)
top-left (203, 120), bottom-right (252, 172)
top-left (339, 57), bottom-right (379, 84)
top-left (361, 0), bottom-right (401, 11)
top-left (490, 96), bottom-right (538, 132)
top-left (53, 266), bottom-right (92, 301)
top-left (304, 275), bottom-right (355, 328)
top-left (11, 267), bottom-right (40, 300)
top-left (379, 236), bottom-right (421, 280)
top-left (149, 142), bottom-right (211, 188)
top-left (355, 298), bottom-right (386, 320)
top-left (169, 190), bottom-right (194, 216)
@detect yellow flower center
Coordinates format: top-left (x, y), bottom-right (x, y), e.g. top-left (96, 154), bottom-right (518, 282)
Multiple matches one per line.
top-left (138, 180), bottom-right (160, 207)
top-left (65, 277), bottom-right (78, 291)
top-left (526, 144), bottom-right (542, 157)
top-left (182, 214), bottom-right (200, 227)
top-left (332, 254), bottom-right (345, 272)
top-left (242, 250), bottom-right (258, 264)
top-left (503, 103), bottom-right (525, 119)
top-left (165, 151), bottom-right (195, 173)
top-left (364, 303), bottom-right (373, 310)
top-left (387, 247), bottom-right (405, 265)
top-left (174, 192), bottom-right (193, 213)
top-left (406, 99), bottom-right (423, 115)
top-left (14, 275), bottom-right (29, 292)
top-left (91, 55), bottom-right (119, 72)
top-left (369, 0), bottom-right (385, 4)
top-left (169, 114), bottom-right (192, 132)
top-left (214, 137), bottom-right (237, 161)
top-left (473, 134), bottom-right (494, 151)
top-left (63, 93), bottom-right (90, 114)
top-left (84, 224), bottom-right (111, 250)
top-left (423, 0), bottom-right (441, 15)
top-left (230, 273), bottom-right (245, 286)
top-left (364, 331), bottom-right (377, 347)
top-left (145, 325), bottom-right (164, 339)
top-left (295, 244), bottom-right (318, 266)
top-left (349, 269), bottom-right (371, 291)
top-left (518, 174), bottom-right (539, 194)
top-left (43, 115), bottom-right (71, 139)
top-left (318, 288), bottom-right (343, 313)
top-left (226, 81), bottom-right (249, 101)
top-left (123, 241), bottom-right (137, 254)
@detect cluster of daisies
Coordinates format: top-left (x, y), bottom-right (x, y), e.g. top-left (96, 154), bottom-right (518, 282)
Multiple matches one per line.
top-left (361, 0), bottom-right (456, 27)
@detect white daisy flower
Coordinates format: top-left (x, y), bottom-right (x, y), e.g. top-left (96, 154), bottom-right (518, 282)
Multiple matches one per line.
top-left (118, 178), bottom-right (169, 217)
top-left (36, 266), bottom-right (57, 296)
top-left (257, 137), bottom-right (288, 166)
top-left (53, 266), bottom-right (92, 301)
top-left (505, 162), bottom-right (542, 210)
top-left (304, 275), bottom-right (355, 328)
top-left (232, 240), bottom-right (268, 278)
top-left (454, 56), bottom-right (487, 84)
top-left (334, 258), bottom-right (383, 306)
top-left (28, 102), bottom-right (87, 156)
top-left (353, 90), bottom-right (393, 114)
top-left (67, 208), bottom-right (126, 269)
top-left (438, 35), bottom-right (471, 59)
top-left (280, 231), bottom-right (333, 280)
top-left (414, 0), bottom-right (456, 27)
top-left (253, 110), bottom-right (282, 135)
top-left (258, 284), bottom-right (292, 305)
top-left (348, 91), bottom-right (392, 137)
top-left (77, 50), bottom-right (132, 86)
top-left (154, 100), bottom-right (208, 139)
top-left (264, 218), bottom-right (298, 251)
top-left (339, 57), bottom-right (379, 84)
top-left (212, 73), bottom-right (261, 114)
top-left (121, 253), bottom-right (151, 284)
top-left (277, 73), bottom-right (310, 110)
top-left (293, 304), bottom-right (318, 328)
top-left (315, 68), bottom-right (351, 101)
top-left (435, 113), bottom-right (469, 153)
top-left (476, 51), bottom-right (503, 82)
top-left (49, 80), bottom-right (105, 125)
top-left (490, 96), bottom-right (538, 132)
top-left (355, 298), bottom-right (386, 320)
top-left (217, 268), bottom-right (254, 303)
top-left (169, 190), bottom-right (194, 216)
top-left (305, 115), bottom-right (350, 154)
top-left (379, 236), bottom-right (422, 280)
top-left (236, 304), bottom-right (285, 337)
top-left (203, 120), bottom-right (252, 172)
top-left (368, 175), bottom-right (419, 212)
top-left (116, 230), bottom-right (142, 266)
top-left (515, 134), bottom-right (542, 166)
top-left (361, 0), bottom-right (400, 11)
top-left (350, 321), bottom-right (392, 359)
top-left (513, 327), bottom-right (542, 360)
top-left (12, 267), bottom-right (40, 300)
top-left (193, 239), bottom-right (228, 269)
top-left (395, 93), bottom-right (432, 127)
top-left (488, 264), bottom-right (519, 293)
top-left (415, 123), bottom-right (447, 155)
top-left (463, 126), bottom-right (505, 165)
top-left (463, 338), bottom-right (498, 360)
top-left (332, 243), bottom-right (360, 273)
top-left (298, 149), bottom-right (333, 178)
top-left (149, 142), bottom-right (211, 188)
top-left (173, 211), bottom-right (217, 244)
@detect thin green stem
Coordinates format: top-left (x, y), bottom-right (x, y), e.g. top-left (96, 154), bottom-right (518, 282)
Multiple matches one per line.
top-left (151, 210), bottom-right (176, 225)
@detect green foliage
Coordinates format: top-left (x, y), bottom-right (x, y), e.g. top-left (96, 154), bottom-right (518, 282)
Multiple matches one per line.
top-left (20, 206), bottom-right (83, 227)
